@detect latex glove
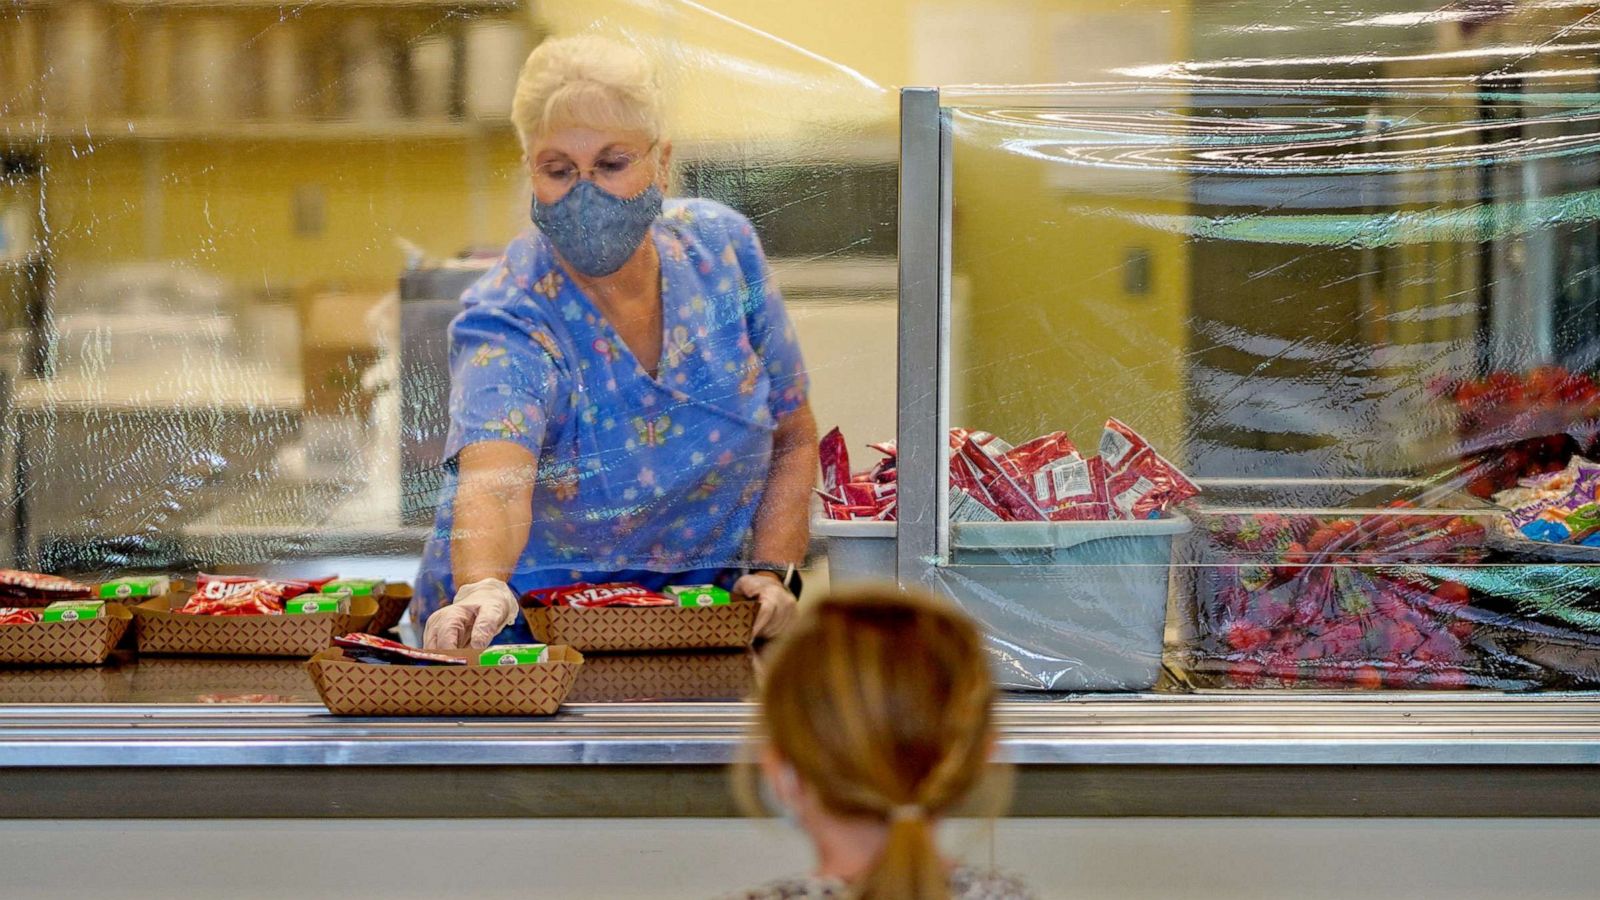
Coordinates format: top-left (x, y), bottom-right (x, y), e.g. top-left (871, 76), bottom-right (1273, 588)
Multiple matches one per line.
top-left (423, 578), bottom-right (519, 650)
top-left (736, 573), bottom-right (798, 640)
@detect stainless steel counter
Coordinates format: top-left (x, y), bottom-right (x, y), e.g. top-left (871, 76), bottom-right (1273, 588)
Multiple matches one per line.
top-left (8, 692), bottom-right (1600, 767)
top-left (6, 654), bottom-right (1600, 817)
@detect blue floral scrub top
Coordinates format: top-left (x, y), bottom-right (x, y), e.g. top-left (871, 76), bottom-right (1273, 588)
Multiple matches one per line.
top-left (412, 198), bottom-right (809, 624)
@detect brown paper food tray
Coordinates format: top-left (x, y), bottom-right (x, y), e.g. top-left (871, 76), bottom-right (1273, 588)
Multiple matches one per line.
top-left (133, 594), bottom-right (377, 657)
top-left (306, 645), bottom-right (584, 716)
top-left (522, 601), bottom-right (758, 652)
top-left (566, 650), bottom-right (758, 703)
top-left (367, 583), bottom-right (413, 635)
top-left (0, 603), bottom-right (132, 666)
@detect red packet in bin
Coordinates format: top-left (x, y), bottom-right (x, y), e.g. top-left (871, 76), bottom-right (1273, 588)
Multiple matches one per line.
top-left (1098, 419), bottom-right (1200, 519)
top-left (819, 427), bottom-right (850, 496)
top-left (999, 432), bottom-right (1103, 520)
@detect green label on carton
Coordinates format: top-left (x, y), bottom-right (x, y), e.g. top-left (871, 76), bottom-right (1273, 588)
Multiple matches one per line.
top-left (41, 600), bottom-right (105, 622)
top-left (321, 579), bottom-right (384, 597)
top-left (480, 644), bottom-right (548, 666)
top-left (285, 596), bottom-right (347, 615)
top-left (97, 577), bottom-right (169, 600)
top-left (666, 585), bottom-right (731, 607)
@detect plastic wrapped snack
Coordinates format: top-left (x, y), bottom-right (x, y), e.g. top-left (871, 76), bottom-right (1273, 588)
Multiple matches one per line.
top-left (0, 570), bottom-right (93, 602)
top-left (176, 574), bottom-right (334, 616)
top-left (333, 632), bottom-right (467, 666)
top-left (0, 609), bottom-right (42, 626)
top-left (523, 582), bottom-right (675, 609)
top-left (820, 421), bottom-right (1194, 523)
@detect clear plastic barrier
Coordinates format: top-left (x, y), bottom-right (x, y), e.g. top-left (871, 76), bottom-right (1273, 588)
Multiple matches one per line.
top-left (816, 3), bottom-right (1600, 691)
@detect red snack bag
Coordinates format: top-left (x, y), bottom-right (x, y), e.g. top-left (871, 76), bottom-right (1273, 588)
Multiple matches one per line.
top-left (334, 632), bottom-right (467, 666)
top-left (999, 432), bottom-right (1100, 520)
top-left (1097, 418), bottom-right (1148, 471)
top-left (950, 488), bottom-right (1003, 523)
top-left (947, 432), bottom-right (1014, 521)
top-left (0, 608), bottom-right (41, 625)
top-left (1097, 419), bottom-right (1200, 519)
top-left (0, 569), bottom-right (92, 601)
top-left (177, 574), bottom-right (331, 616)
top-left (819, 427), bottom-right (850, 495)
top-left (523, 582), bottom-right (674, 609)
top-left (867, 440), bottom-right (897, 458)
top-left (998, 432), bottom-right (1077, 481)
top-left (955, 431), bottom-right (1044, 521)
top-left (841, 481), bottom-right (895, 509)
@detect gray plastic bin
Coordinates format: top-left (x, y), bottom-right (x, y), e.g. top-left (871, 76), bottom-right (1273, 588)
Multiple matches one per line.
top-left (814, 516), bottom-right (1191, 691)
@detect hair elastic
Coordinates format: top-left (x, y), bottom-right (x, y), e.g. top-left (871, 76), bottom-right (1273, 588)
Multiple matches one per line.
top-left (889, 804), bottom-right (925, 822)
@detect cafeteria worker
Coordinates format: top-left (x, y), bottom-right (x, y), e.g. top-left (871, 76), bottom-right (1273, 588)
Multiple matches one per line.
top-left (415, 36), bottom-right (818, 649)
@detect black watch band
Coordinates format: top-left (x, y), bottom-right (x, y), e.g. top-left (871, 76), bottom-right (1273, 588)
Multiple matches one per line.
top-left (745, 563), bottom-right (803, 599)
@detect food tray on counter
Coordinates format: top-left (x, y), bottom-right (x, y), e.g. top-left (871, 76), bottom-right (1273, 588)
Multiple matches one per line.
top-left (366, 583), bottom-right (414, 635)
top-left (133, 595), bottom-right (377, 657)
top-left (0, 603), bottom-right (132, 666)
top-left (306, 646), bottom-right (584, 716)
top-left (522, 602), bottom-right (758, 652)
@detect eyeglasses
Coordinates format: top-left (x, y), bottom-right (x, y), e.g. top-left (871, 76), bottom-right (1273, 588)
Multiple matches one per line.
top-left (532, 144), bottom-right (657, 195)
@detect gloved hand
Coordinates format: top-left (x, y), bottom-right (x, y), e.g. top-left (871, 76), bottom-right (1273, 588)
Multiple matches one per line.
top-left (736, 573), bottom-right (798, 640)
top-left (423, 578), bottom-right (520, 649)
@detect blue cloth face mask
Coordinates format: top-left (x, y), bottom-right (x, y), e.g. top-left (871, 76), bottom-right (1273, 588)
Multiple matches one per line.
top-left (531, 179), bottom-right (664, 278)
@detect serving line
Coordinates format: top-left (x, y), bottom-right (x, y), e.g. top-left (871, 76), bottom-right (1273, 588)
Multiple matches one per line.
top-left (7, 696), bottom-right (1600, 766)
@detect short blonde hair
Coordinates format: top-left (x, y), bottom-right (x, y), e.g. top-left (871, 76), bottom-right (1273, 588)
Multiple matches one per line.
top-left (511, 36), bottom-right (663, 148)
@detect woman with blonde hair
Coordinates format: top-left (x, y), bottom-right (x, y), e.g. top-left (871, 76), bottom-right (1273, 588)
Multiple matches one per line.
top-left (728, 587), bottom-right (1034, 899)
top-left (415, 34), bottom-right (817, 649)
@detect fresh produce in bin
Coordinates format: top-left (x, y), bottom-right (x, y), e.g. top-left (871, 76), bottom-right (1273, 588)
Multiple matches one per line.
top-left (1188, 504), bottom-right (1503, 689)
top-left (818, 419), bottom-right (1195, 523)
top-left (1194, 565), bottom-right (1487, 689)
top-left (1436, 366), bottom-right (1600, 498)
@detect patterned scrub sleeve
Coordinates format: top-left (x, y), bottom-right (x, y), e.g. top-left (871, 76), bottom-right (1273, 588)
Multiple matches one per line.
top-left (730, 217), bottom-right (811, 422)
top-left (443, 298), bottom-right (566, 464)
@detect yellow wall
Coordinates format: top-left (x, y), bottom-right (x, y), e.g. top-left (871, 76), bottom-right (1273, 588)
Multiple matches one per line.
top-left (540, 0), bottom-right (1193, 452)
top-left (29, 0), bottom-right (1193, 452)
top-left (46, 138), bottom-right (526, 290)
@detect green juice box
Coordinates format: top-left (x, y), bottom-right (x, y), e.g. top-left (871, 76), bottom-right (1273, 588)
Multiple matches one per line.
top-left (41, 600), bottom-right (106, 622)
top-left (665, 585), bottom-right (732, 608)
top-left (320, 579), bottom-right (385, 598)
top-left (285, 595), bottom-right (349, 615)
top-left (97, 576), bottom-right (170, 600)
top-left (479, 644), bottom-right (549, 666)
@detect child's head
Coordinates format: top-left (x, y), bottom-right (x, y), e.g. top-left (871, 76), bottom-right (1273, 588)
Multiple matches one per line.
top-left (755, 585), bottom-right (998, 900)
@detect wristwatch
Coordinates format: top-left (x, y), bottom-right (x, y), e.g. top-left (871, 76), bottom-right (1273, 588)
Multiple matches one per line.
top-left (745, 562), bottom-right (803, 599)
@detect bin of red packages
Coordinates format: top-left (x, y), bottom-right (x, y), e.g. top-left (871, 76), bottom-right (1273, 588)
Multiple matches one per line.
top-left (818, 419), bottom-right (1196, 523)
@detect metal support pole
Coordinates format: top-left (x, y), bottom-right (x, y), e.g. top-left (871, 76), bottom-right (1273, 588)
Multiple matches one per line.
top-left (897, 88), bottom-right (948, 583)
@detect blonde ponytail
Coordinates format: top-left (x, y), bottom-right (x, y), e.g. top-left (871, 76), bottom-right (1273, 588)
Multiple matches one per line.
top-left (749, 585), bottom-right (1003, 900)
top-left (856, 808), bottom-right (948, 900)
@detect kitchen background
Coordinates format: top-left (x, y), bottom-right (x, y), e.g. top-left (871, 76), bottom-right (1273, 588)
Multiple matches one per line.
top-left (1, 0), bottom-right (1596, 577)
